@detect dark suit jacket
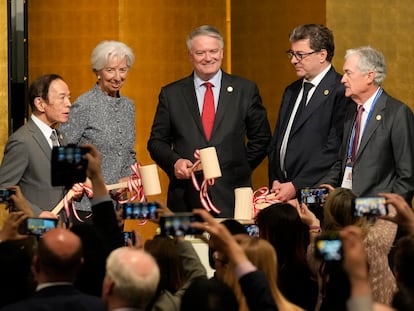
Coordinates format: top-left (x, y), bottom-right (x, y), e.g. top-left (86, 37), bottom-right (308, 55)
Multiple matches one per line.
top-left (0, 284), bottom-right (106, 311)
top-left (0, 118), bottom-right (67, 215)
top-left (239, 270), bottom-right (278, 311)
top-left (147, 71), bottom-right (271, 217)
top-left (269, 66), bottom-right (349, 190)
top-left (320, 90), bottom-right (414, 203)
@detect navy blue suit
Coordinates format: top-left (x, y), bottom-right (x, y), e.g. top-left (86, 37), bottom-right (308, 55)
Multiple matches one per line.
top-left (269, 67), bottom-right (349, 191)
top-left (0, 285), bottom-right (106, 311)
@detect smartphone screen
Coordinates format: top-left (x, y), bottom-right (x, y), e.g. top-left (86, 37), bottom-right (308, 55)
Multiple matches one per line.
top-left (353, 197), bottom-right (388, 217)
top-left (299, 188), bottom-right (328, 205)
top-left (159, 213), bottom-right (203, 237)
top-left (244, 224), bottom-right (260, 238)
top-left (51, 145), bottom-right (88, 187)
top-left (315, 234), bottom-right (343, 262)
top-left (122, 202), bottom-right (158, 220)
top-left (0, 189), bottom-right (15, 203)
top-left (123, 231), bottom-right (136, 246)
top-left (24, 218), bottom-right (58, 236)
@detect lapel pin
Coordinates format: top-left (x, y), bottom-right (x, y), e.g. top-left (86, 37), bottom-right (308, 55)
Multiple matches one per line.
top-left (376, 115), bottom-right (381, 121)
top-left (324, 89), bottom-right (329, 96)
top-left (227, 86), bottom-right (233, 93)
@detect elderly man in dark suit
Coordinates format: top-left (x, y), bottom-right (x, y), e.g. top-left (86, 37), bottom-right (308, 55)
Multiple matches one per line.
top-left (320, 46), bottom-right (414, 204)
top-left (268, 24), bottom-right (350, 202)
top-left (147, 25), bottom-right (271, 217)
top-left (0, 227), bottom-right (106, 311)
top-left (0, 74), bottom-right (71, 216)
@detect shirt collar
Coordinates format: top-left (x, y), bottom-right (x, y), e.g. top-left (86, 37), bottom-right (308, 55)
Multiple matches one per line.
top-left (307, 64), bottom-right (332, 87)
top-left (194, 70), bottom-right (222, 89)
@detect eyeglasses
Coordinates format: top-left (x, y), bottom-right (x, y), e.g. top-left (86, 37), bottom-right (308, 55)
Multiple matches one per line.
top-left (286, 50), bottom-right (319, 61)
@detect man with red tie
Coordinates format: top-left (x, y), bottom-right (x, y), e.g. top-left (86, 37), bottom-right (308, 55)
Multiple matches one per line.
top-left (147, 25), bottom-right (271, 217)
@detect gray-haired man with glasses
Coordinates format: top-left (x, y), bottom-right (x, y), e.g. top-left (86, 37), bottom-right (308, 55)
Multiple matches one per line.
top-left (268, 24), bottom-right (350, 204)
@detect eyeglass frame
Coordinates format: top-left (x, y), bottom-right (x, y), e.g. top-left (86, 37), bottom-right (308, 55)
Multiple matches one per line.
top-left (286, 49), bottom-right (321, 61)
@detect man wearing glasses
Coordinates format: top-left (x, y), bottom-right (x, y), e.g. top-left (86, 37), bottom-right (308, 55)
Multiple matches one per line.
top-left (268, 24), bottom-right (350, 202)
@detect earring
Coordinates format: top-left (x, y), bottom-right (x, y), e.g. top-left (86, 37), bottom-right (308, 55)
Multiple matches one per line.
top-left (97, 75), bottom-right (101, 80)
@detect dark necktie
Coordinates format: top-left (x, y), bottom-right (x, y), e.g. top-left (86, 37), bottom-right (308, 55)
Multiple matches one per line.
top-left (201, 82), bottom-right (215, 141)
top-left (351, 105), bottom-right (364, 162)
top-left (50, 130), bottom-right (59, 147)
top-left (293, 82), bottom-right (314, 126)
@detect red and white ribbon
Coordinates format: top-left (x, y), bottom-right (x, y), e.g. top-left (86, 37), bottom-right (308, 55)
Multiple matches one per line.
top-left (252, 186), bottom-right (280, 216)
top-left (118, 163), bottom-right (146, 204)
top-left (63, 182), bottom-right (93, 222)
top-left (191, 149), bottom-right (220, 214)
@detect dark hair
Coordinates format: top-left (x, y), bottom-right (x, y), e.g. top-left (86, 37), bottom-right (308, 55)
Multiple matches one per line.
top-left (144, 235), bottom-right (186, 294)
top-left (289, 24), bottom-right (335, 62)
top-left (393, 234), bottom-right (414, 288)
top-left (255, 203), bottom-right (309, 266)
top-left (28, 74), bottom-right (64, 110)
top-left (180, 277), bottom-right (238, 311)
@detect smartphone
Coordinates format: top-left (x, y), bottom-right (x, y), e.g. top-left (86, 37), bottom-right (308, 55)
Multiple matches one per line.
top-left (51, 145), bottom-right (88, 187)
top-left (123, 231), bottom-right (136, 246)
top-left (0, 189), bottom-right (16, 203)
top-left (21, 217), bottom-right (58, 236)
top-left (159, 213), bottom-right (204, 237)
top-left (122, 202), bottom-right (158, 220)
top-left (244, 224), bottom-right (260, 238)
top-left (352, 197), bottom-right (388, 217)
top-left (299, 187), bottom-right (328, 205)
top-left (314, 233), bottom-right (343, 262)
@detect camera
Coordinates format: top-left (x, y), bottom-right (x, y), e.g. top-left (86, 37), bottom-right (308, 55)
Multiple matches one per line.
top-left (244, 224), bottom-right (260, 238)
top-left (299, 187), bottom-right (328, 205)
top-left (51, 145), bottom-right (88, 187)
top-left (123, 231), bottom-right (136, 246)
top-left (159, 213), bottom-right (204, 237)
top-left (314, 232), bottom-right (343, 262)
top-left (21, 217), bottom-right (58, 236)
top-left (352, 197), bottom-right (388, 217)
top-left (122, 202), bottom-right (158, 220)
top-left (0, 189), bottom-right (16, 203)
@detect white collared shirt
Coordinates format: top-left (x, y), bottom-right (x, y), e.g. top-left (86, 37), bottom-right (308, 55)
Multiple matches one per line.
top-left (31, 114), bottom-right (56, 149)
top-left (194, 70), bottom-right (222, 114)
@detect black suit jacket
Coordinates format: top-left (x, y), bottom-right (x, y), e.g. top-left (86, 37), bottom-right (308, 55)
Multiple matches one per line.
top-left (0, 285), bottom-right (106, 311)
top-left (148, 71), bottom-right (271, 217)
top-left (269, 66), bottom-right (349, 190)
top-left (320, 90), bottom-right (414, 203)
top-left (239, 270), bottom-right (278, 311)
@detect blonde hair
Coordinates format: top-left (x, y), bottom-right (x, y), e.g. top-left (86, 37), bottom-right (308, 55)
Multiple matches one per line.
top-left (323, 188), bottom-right (370, 235)
top-left (223, 236), bottom-right (303, 311)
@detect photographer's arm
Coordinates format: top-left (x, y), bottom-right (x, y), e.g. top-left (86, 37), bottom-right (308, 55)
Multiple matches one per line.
top-left (83, 144), bottom-right (124, 249)
top-left (191, 209), bottom-right (278, 311)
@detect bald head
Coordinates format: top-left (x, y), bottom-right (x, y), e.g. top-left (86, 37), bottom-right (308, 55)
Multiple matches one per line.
top-left (35, 228), bottom-right (83, 283)
top-left (103, 247), bottom-right (160, 309)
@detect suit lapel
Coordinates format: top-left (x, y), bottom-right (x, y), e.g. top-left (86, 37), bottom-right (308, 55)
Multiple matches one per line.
top-left (211, 72), bottom-right (233, 142)
top-left (356, 91), bottom-right (387, 159)
top-left (181, 75), bottom-right (206, 137)
top-left (27, 119), bottom-right (53, 160)
top-left (291, 67), bottom-right (337, 135)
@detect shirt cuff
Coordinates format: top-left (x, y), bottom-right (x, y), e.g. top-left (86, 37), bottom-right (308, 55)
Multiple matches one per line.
top-left (346, 295), bottom-right (373, 311)
top-left (234, 260), bottom-right (257, 279)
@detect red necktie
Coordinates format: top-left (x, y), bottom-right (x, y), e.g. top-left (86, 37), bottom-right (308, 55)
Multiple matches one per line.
top-left (201, 82), bottom-right (215, 141)
top-left (351, 105), bottom-right (364, 162)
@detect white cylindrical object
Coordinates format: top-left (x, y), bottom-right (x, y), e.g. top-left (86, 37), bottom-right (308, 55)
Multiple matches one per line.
top-left (139, 164), bottom-right (161, 196)
top-left (234, 187), bottom-right (254, 220)
top-left (199, 146), bottom-right (222, 179)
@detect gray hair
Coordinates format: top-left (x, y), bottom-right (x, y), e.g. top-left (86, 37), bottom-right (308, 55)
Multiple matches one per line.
top-left (105, 247), bottom-right (160, 309)
top-left (186, 25), bottom-right (224, 51)
top-left (345, 46), bottom-right (387, 85)
top-left (90, 40), bottom-right (135, 72)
